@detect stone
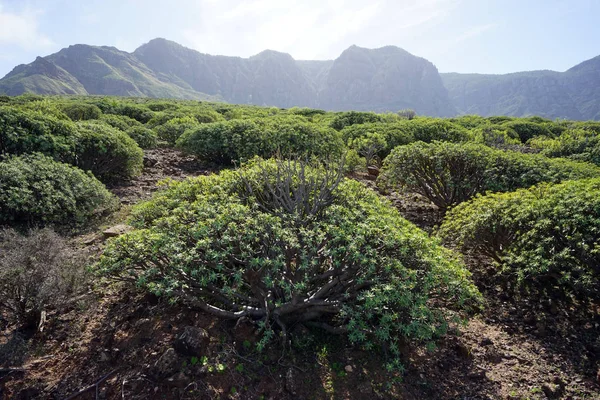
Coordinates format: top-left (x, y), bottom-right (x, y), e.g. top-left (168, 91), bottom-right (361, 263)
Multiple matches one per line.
top-left (152, 348), bottom-right (180, 379)
top-left (173, 326), bottom-right (209, 357)
top-left (103, 224), bottom-right (133, 238)
top-left (344, 365), bottom-right (353, 373)
top-left (285, 368), bottom-right (300, 396)
top-left (143, 154), bottom-right (159, 167)
top-left (367, 165), bottom-right (380, 177)
top-left (480, 337), bottom-right (494, 346)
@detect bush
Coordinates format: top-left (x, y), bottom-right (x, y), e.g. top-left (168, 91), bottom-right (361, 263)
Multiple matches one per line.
top-left (329, 111), bottom-right (383, 131)
top-left (341, 122), bottom-right (414, 160)
top-left (177, 118), bottom-right (344, 165)
top-left (438, 179), bottom-right (600, 306)
top-left (72, 122), bottom-right (144, 181)
top-left (470, 126), bottom-right (521, 148)
top-left (0, 228), bottom-right (88, 328)
top-left (126, 126), bottom-right (158, 149)
top-left (99, 114), bottom-right (142, 132)
top-left (97, 159), bottom-right (481, 366)
top-left (155, 116), bottom-right (200, 145)
top-left (0, 153), bottom-right (117, 227)
top-left (60, 103), bottom-right (102, 121)
top-left (529, 129), bottom-right (600, 165)
top-left (109, 103), bottom-right (154, 123)
top-left (379, 141), bottom-right (600, 211)
top-left (0, 106), bottom-right (77, 160)
top-left (502, 120), bottom-right (552, 142)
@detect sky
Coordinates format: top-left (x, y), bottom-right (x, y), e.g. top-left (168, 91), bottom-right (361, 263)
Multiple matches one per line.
top-left (0, 0), bottom-right (599, 78)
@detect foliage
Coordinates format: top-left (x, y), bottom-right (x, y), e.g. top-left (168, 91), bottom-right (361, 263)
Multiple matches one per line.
top-left (97, 159), bottom-right (481, 367)
top-left (329, 111), bottom-right (383, 131)
top-left (0, 106), bottom-right (78, 160)
top-left (0, 153), bottom-right (117, 227)
top-left (397, 109), bottom-right (416, 120)
top-left (155, 116), bottom-right (200, 145)
top-left (438, 179), bottom-right (600, 306)
top-left (469, 125), bottom-right (521, 148)
top-left (341, 122), bottom-right (414, 160)
top-left (529, 129), bottom-right (600, 165)
top-left (60, 103), bottom-right (103, 121)
top-left (126, 126), bottom-right (158, 149)
top-left (72, 121), bottom-right (144, 182)
top-left (0, 228), bottom-right (88, 328)
top-left (99, 113), bottom-right (142, 131)
top-left (177, 117), bottom-right (344, 165)
top-left (501, 120), bottom-right (552, 142)
top-left (379, 141), bottom-right (600, 211)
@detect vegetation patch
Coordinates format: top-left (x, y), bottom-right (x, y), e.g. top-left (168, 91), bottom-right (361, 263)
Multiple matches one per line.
top-left (97, 158), bottom-right (481, 368)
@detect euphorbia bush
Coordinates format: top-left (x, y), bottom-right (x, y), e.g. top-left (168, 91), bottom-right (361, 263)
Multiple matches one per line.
top-left (97, 159), bottom-right (481, 366)
top-left (379, 141), bottom-right (600, 212)
top-left (72, 121), bottom-right (144, 182)
top-left (177, 118), bottom-right (344, 165)
top-left (437, 178), bottom-right (600, 306)
top-left (0, 153), bottom-right (117, 227)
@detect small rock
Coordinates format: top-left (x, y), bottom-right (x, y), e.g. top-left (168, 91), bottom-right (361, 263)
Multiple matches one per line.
top-left (99, 351), bottom-right (110, 362)
top-left (152, 348), bottom-right (180, 379)
top-left (167, 371), bottom-right (190, 388)
top-left (103, 224), bottom-right (133, 238)
top-left (344, 365), bottom-right (353, 373)
top-left (143, 155), bottom-right (159, 167)
top-left (285, 368), bottom-right (300, 395)
top-left (357, 382), bottom-right (373, 395)
top-left (541, 383), bottom-right (563, 399)
top-left (367, 165), bottom-right (380, 177)
top-left (455, 342), bottom-right (473, 359)
top-left (480, 337), bottom-right (494, 346)
top-left (173, 326), bottom-right (209, 357)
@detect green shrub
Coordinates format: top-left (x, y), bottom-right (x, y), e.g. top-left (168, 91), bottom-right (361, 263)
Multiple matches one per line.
top-left (0, 153), bottom-right (117, 227)
top-left (469, 126), bottom-right (521, 148)
top-left (97, 159), bottom-right (481, 367)
top-left (99, 114), bottom-right (142, 131)
top-left (406, 119), bottom-right (471, 143)
top-left (329, 111), bottom-right (383, 131)
top-left (438, 179), bottom-right (600, 306)
top-left (379, 141), bottom-right (600, 211)
top-left (177, 118), bottom-right (344, 165)
top-left (341, 122), bottom-right (414, 160)
top-left (110, 103), bottom-right (154, 123)
top-left (502, 120), bottom-right (552, 142)
top-left (0, 106), bottom-right (77, 160)
top-left (155, 116), bottom-right (200, 145)
top-left (72, 122), bottom-right (144, 182)
top-left (60, 103), bottom-right (102, 121)
top-left (126, 126), bottom-right (158, 149)
top-left (0, 228), bottom-right (89, 328)
top-left (529, 129), bottom-right (600, 165)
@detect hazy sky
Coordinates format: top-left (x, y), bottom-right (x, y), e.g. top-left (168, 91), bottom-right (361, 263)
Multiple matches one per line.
top-left (0, 0), bottom-right (598, 78)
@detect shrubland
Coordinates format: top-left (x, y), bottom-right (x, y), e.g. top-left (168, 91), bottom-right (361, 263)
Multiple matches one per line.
top-left (97, 158), bottom-right (481, 367)
top-left (0, 153), bottom-right (117, 228)
top-left (378, 141), bottom-right (600, 211)
top-left (437, 178), bottom-right (600, 308)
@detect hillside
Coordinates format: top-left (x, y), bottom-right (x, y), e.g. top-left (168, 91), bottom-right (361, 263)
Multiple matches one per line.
top-left (0, 39), bottom-right (456, 116)
top-left (441, 55), bottom-right (600, 120)
top-left (1, 38), bottom-right (600, 119)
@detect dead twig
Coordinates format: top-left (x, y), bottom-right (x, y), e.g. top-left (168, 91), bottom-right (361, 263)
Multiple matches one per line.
top-left (64, 368), bottom-right (120, 400)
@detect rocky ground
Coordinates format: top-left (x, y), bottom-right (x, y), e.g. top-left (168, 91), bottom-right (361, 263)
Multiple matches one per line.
top-left (1, 151), bottom-right (599, 399)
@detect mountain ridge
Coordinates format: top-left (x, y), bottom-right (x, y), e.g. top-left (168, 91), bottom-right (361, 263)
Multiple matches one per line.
top-left (1, 38), bottom-right (599, 120)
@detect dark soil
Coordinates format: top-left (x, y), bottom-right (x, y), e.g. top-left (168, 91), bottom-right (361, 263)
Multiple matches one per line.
top-left (1, 154), bottom-right (599, 399)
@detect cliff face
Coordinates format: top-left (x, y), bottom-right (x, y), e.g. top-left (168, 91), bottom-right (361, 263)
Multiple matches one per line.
top-left (0, 39), bottom-right (456, 116)
top-left (442, 55), bottom-right (600, 120)
top-left (2, 38), bottom-right (599, 120)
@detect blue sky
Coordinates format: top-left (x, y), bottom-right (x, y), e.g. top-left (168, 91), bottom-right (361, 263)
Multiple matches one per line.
top-left (0, 0), bottom-right (598, 78)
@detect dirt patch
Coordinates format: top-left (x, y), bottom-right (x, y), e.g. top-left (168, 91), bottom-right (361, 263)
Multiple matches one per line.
top-left (108, 147), bottom-right (217, 204)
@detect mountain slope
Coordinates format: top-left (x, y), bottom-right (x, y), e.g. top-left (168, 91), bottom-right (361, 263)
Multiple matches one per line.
top-left (1, 38), bottom-right (599, 120)
top-left (0, 39), bottom-right (456, 116)
top-left (441, 56), bottom-right (600, 120)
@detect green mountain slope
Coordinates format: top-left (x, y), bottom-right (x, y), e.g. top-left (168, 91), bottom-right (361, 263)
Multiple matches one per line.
top-left (2, 38), bottom-right (599, 119)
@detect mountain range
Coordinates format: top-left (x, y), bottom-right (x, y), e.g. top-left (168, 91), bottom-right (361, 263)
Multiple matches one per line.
top-left (1, 38), bottom-right (599, 120)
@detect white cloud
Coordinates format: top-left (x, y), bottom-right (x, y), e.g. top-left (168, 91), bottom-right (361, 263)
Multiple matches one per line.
top-left (0, 3), bottom-right (54, 50)
top-left (180, 0), bottom-right (462, 60)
